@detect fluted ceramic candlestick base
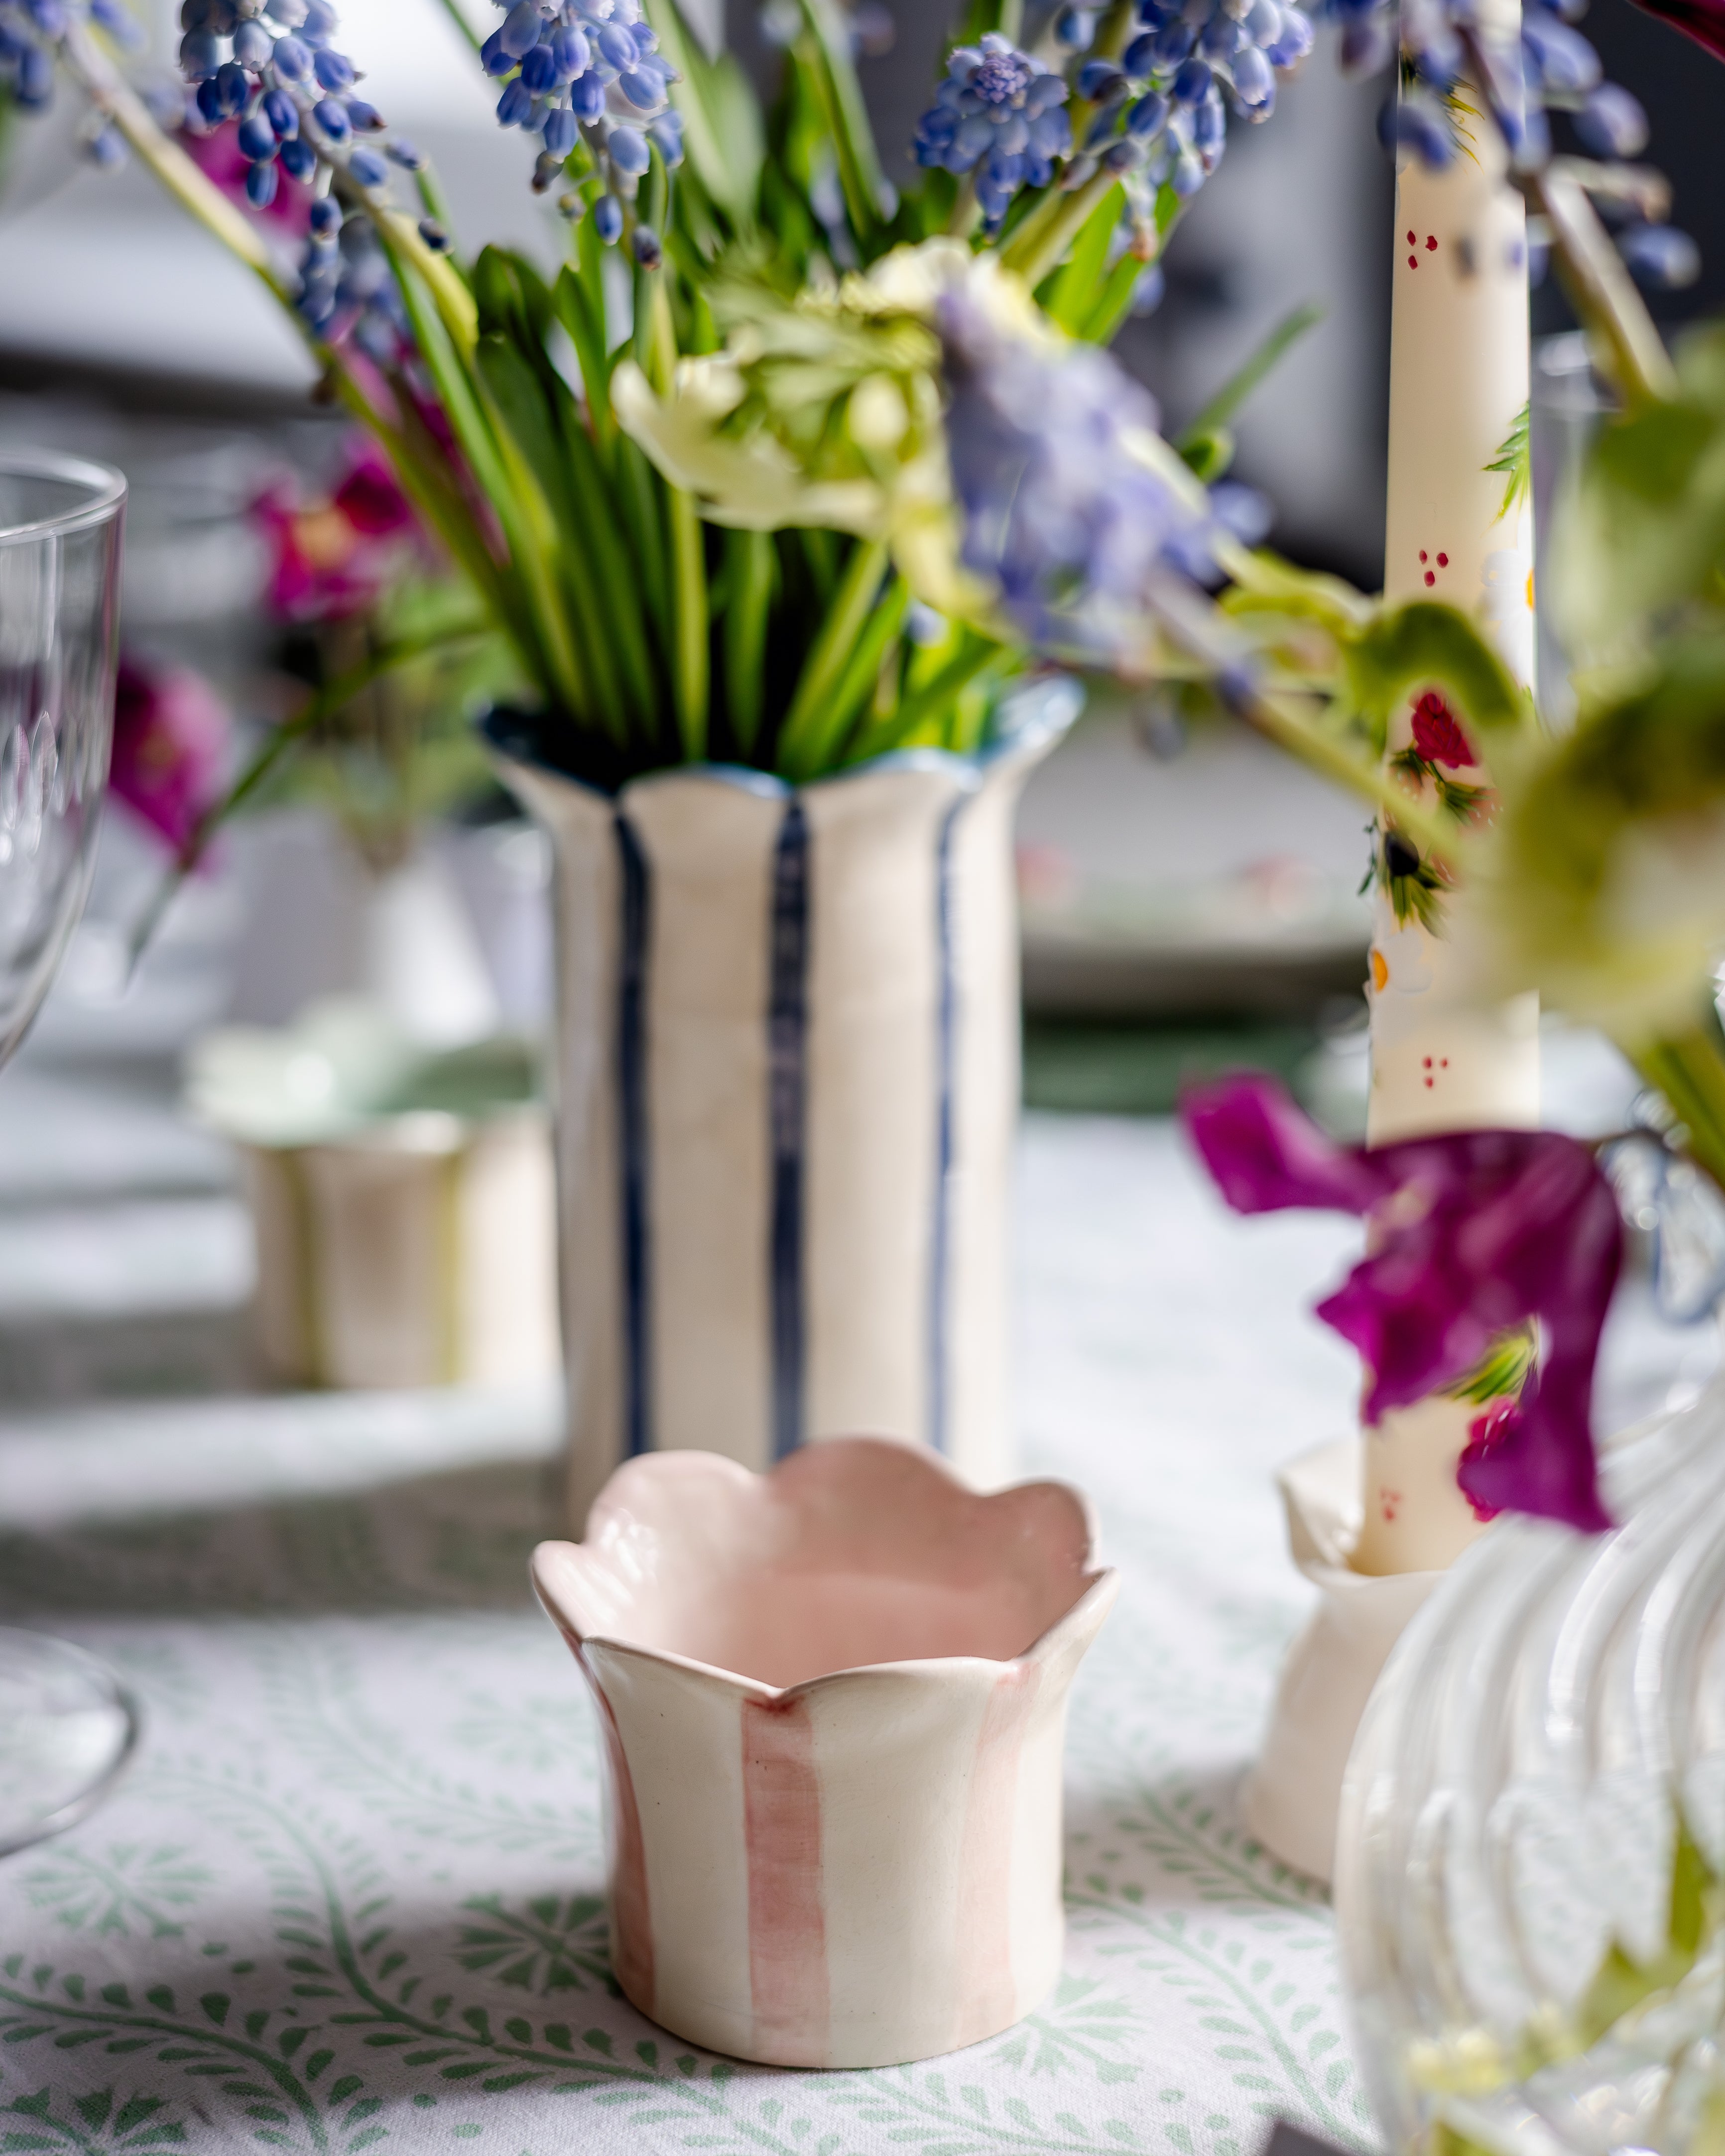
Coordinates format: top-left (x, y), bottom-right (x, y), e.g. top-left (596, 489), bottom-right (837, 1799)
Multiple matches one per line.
top-left (1239, 1437), bottom-right (1444, 1884)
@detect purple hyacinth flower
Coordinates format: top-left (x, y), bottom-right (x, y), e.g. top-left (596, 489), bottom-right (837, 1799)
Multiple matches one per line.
top-left (1181, 1071), bottom-right (1621, 1535)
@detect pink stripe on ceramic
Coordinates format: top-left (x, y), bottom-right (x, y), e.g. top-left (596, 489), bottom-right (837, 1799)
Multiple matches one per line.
top-left (742, 1695), bottom-right (830, 2065)
top-left (531, 1437), bottom-right (1117, 2069)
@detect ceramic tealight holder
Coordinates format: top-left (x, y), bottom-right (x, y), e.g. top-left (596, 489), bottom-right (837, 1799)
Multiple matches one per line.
top-left (1239, 1436), bottom-right (1446, 1883)
top-left (531, 1437), bottom-right (1117, 2070)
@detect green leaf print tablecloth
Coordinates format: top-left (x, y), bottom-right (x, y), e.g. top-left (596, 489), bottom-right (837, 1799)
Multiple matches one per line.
top-left (0, 1114), bottom-right (1693, 2156)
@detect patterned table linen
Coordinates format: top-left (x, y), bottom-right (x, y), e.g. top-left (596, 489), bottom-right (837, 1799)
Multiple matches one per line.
top-left (0, 1115), bottom-right (1501, 2156)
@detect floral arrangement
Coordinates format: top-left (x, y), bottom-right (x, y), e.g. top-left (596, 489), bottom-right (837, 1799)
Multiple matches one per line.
top-left (3, 0), bottom-right (1724, 1541)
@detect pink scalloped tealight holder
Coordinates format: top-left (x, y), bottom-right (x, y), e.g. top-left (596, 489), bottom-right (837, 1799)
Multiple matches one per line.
top-left (531, 1437), bottom-right (1118, 2070)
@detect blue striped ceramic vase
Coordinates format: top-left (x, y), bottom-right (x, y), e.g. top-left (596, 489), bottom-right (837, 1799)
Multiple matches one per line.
top-left (488, 681), bottom-right (1079, 1527)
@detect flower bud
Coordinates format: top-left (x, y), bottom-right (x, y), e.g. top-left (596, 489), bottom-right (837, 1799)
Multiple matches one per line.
top-left (308, 193), bottom-right (341, 236)
top-left (542, 102), bottom-right (577, 154)
top-left (237, 108), bottom-right (278, 157)
top-left (263, 86), bottom-right (298, 135)
top-left (607, 122), bottom-right (650, 174)
top-left (279, 134), bottom-right (316, 178)
top-left (495, 77), bottom-right (533, 124)
top-left (631, 222), bottom-right (661, 267)
top-left (270, 32), bottom-right (310, 78)
top-left (312, 44), bottom-right (353, 89)
top-left (499, 0), bottom-right (541, 58)
top-left (179, 27), bottom-right (221, 75)
top-left (232, 17), bottom-right (272, 64)
top-left (593, 192), bottom-right (623, 242)
top-left (311, 93), bottom-right (350, 139)
top-left (520, 43), bottom-right (557, 90)
top-left (246, 157), bottom-right (279, 206)
top-left (348, 145), bottom-right (387, 186)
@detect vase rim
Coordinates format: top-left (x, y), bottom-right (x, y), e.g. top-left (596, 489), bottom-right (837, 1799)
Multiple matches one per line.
top-left (479, 673), bottom-right (1082, 805)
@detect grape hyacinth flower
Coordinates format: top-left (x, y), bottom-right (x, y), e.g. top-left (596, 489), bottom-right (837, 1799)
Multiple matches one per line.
top-left (477, 0), bottom-right (683, 240)
top-left (912, 33), bottom-right (1072, 231)
top-left (1182, 1070), bottom-right (1622, 1535)
top-left (939, 280), bottom-right (1268, 661)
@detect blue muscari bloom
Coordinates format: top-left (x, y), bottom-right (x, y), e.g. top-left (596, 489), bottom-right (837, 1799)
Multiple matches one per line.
top-left (630, 222), bottom-right (661, 267)
top-left (345, 96), bottom-right (382, 129)
top-left (246, 157), bottom-right (278, 206)
top-left (262, 85), bottom-right (298, 135)
top-left (1620, 222), bottom-right (1701, 288)
top-left (385, 135), bottom-right (423, 166)
top-left (310, 43), bottom-right (351, 89)
top-left (308, 194), bottom-right (341, 236)
top-left (347, 144), bottom-right (386, 186)
top-left (519, 41), bottom-right (557, 90)
top-left (1575, 80), bottom-right (1647, 156)
top-left (1055, 4), bottom-right (1097, 46)
top-left (237, 106), bottom-right (277, 158)
top-left (278, 134), bottom-right (316, 179)
top-left (311, 93), bottom-right (349, 140)
top-left (939, 284), bottom-right (1245, 661)
top-left (913, 32), bottom-right (1071, 231)
top-left (647, 109), bottom-right (682, 165)
top-left (271, 32), bottom-right (311, 79)
top-left (593, 191), bottom-right (623, 241)
top-left (607, 121), bottom-right (649, 174)
top-left (475, 0), bottom-right (681, 205)
top-left (232, 17), bottom-right (271, 65)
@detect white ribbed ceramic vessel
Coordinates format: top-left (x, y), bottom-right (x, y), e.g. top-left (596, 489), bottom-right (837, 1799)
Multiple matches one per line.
top-left (490, 683), bottom-right (1079, 1525)
top-left (532, 1437), bottom-right (1117, 2068)
top-left (1337, 1370), bottom-right (1725, 2156)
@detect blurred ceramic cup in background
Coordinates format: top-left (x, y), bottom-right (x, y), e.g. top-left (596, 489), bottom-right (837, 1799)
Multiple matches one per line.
top-left (187, 999), bottom-right (557, 1389)
top-left (532, 1438), bottom-right (1117, 2069)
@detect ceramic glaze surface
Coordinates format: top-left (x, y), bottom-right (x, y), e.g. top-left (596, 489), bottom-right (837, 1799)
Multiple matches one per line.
top-left (490, 683), bottom-right (1080, 1525)
top-left (532, 1437), bottom-right (1117, 2069)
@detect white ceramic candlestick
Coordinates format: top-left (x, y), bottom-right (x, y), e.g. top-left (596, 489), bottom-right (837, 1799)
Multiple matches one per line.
top-left (1243, 48), bottom-right (1537, 1879)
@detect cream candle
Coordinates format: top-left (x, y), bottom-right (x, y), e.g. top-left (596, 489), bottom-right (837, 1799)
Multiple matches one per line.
top-left (1350, 63), bottom-right (1539, 1579)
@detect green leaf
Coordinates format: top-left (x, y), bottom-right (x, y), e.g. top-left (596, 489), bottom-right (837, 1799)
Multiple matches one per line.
top-left (643, 0), bottom-right (764, 226)
top-left (1485, 400), bottom-right (1531, 524)
top-left (1345, 600), bottom-right (1529, 749)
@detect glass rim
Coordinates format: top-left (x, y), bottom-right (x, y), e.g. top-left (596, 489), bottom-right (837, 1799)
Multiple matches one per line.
top-left (0, 450), bottom-right (127, 548)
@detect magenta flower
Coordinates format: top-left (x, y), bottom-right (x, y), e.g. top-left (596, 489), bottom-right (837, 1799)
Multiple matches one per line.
top-left (1181, 1072), bottom-right (1622, 1535)
top-left (111, 654), bottom-right (232, 858)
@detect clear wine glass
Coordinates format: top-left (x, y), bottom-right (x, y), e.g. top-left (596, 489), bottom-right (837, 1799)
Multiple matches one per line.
top-left (0, 450), bottom-right (139, 1856)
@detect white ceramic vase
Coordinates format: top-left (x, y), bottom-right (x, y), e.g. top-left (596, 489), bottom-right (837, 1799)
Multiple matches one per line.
top-left (532, 1437), bottom-right (1117, 2068)
top-left (490, 684), bottom-right (1079, 1525)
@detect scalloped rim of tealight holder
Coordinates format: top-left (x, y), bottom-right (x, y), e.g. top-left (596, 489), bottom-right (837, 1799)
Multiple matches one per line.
top-left (1238, 1437), bottom-right (1446, 1886)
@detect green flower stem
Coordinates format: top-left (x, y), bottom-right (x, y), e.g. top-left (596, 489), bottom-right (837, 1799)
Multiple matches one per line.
top-left (776, 538), bottom-right (889, 779)
top-left (1176, 302), bottom-right (1324, 451)
top-left (848, 629), bottom-right (1000, 764)
top-left (1632, 1022), bottom-right (1725, 1198)
top-left (1529, 162), bottom-right (1676, 407)
top-left (946, 172), bottom-right (983, 240)
top-left (429, 0), bottom-right (483, 55)
top-left (61, 21), bottom-right (292, 307)
top-left (723, 528), bottom-right (774, 755)
top-left (1242, 683), bottom-right (1462, 873)
top-left (644, 278), bottom-right (709, 756)
top-left (793, 0), bottom-right (887, 242)
top-left (1454, 26), bottom-right (1675, 409)
top-left (127, 618), bottom-right (489, 971)
top-left (1002, 164), bottom-right (1122, 292)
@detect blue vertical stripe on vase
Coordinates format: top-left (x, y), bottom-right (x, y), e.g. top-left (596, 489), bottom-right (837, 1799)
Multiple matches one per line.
top-left (927, 796), bottom-right (967, 1457)
top-left (614, 810), bottom-right (652, 1460)
top-left (768, 801), bottom-right (810, 1461)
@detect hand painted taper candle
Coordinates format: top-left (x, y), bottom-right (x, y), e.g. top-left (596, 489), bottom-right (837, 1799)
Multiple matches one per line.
top-left (1355, 34), bottom-right (1540, 1579)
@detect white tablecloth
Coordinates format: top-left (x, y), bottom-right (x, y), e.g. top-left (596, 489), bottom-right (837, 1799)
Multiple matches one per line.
top-left (0, 1112), bottom-right (1700, 2156)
